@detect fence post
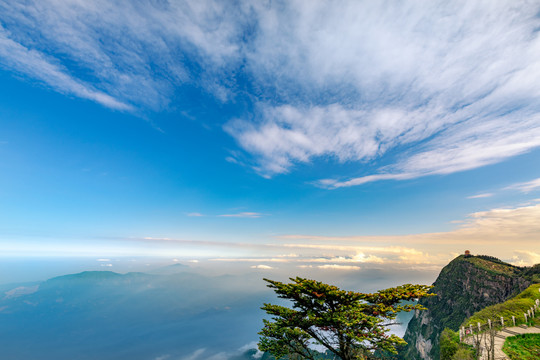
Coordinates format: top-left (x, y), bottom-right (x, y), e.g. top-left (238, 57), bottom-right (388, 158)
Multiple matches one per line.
top-left (500, 316), bottom-right (504, 327)
top-left (512, 315), bottom-right (515, 326)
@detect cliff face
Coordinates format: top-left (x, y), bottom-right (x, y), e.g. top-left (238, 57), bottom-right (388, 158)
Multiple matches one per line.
top-left (400, 255), bottom-right (536, 360)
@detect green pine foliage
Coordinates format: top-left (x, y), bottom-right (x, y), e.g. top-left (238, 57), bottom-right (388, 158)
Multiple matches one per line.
top-left (259, 277), bottom-right (434, 360)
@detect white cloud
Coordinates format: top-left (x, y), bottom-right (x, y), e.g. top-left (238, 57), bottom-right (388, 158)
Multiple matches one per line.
top-left (234, 88), bottom-right (540, 184)
top-left (2, 1), bottom-right (540, 183)
top-left (225, 156), bottom-right (238, 164)
top-left (218, 212), bottom-right (264, 218)
top-left (250, 264), bottom-right (274, 270)
top-left (277, 202), bottom-right (540, 266)
top-left (467, 193), bottom-right (494, 199)
top-left (0, 24), bottom-right (131, 110)
top-left (505, 177), bottom-right (540, 193)
top-left (511, 251), bottom-right (540, 267)
top-left (210, 247), bottom-right (431, 267)
top-left (316, 173), bottom-right (415, 189)
top-left (317, 264), bottom-right (361, 270)
top-left (187, 212), bottom-right (204, 217)
top-left (225, 104), bottom-right (435, 176)
top-left (0, 0), bottom-right (245, 110)
top-left (238, 342), bottom-right (263, 359)
top-left (453, 202), bottom-right (540, 240)
top-left (276, 253), bottom-right (299, 258)
top-left (227, 1), bottom-right (540, 181)
top-left (211, 258), bottom-right (289, 263)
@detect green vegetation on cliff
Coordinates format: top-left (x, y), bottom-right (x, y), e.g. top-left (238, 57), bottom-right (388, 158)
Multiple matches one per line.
top-left (502, 333), bottom-right (540, 360)
top-left (439, 328), bottom-right (475, 360)
top-left (465, 256), bottom-right (522, 277)
top-left (523, 264), bottom-right (540, 283)
top-left (462, 284), bottom-right (540, 328)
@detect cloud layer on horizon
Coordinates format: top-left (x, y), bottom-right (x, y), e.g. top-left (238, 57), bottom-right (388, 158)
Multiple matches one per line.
top-left (209, 200), bottom-right (540, 268)
top-left (5, 200), bottom-right (540, 268)
top-left (1, 1), bottom-right (540, 184)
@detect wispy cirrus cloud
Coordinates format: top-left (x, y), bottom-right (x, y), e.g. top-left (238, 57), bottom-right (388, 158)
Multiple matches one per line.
top-left (227, 1), bottom-right (540, 183)
top-left (505, 177), bottom-right (540, 193)
top-left (186, 212), bottom-right (205, 217)
top-left (0, 24), bottom-right (132, 110)
top-left (0, 0), bottom-right (245, 110)
top-left (218, 212), bottom-right (264, 218)
top-left (2, 0), bottom-right (540, 185)
top-left (467, 193), bottom-right (494, 199)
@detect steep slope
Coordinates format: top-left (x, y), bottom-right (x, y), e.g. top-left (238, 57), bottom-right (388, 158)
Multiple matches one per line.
top-left (462, 283), bottom-right (540, 328)
top-left (400, 254), bottom-right (539, 360)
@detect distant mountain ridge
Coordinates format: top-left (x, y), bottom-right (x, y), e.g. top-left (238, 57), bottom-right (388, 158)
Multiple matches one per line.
top-left (400, 254), bottom-right (540, 360)
top-left (0, 269), bottom-right (269, 360)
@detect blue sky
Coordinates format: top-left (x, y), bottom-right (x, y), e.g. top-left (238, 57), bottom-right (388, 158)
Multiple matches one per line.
top-left (1, 0), bottom-right (540, 276)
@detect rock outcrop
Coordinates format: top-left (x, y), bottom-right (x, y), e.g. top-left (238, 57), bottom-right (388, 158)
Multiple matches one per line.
top-left (400, 254), bottom-right (539, 360)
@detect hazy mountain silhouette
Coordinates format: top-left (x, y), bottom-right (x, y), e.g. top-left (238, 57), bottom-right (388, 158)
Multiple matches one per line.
top-left (0, 270), bottom-right (269, 359)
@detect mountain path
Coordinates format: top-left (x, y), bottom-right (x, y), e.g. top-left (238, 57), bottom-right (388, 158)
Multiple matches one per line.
top-left (465, 325), bottom-right (540, 360)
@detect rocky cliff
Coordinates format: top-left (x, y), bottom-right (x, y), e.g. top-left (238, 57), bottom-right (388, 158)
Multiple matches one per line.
top-left (400, 254), bottom-right (540, 360)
